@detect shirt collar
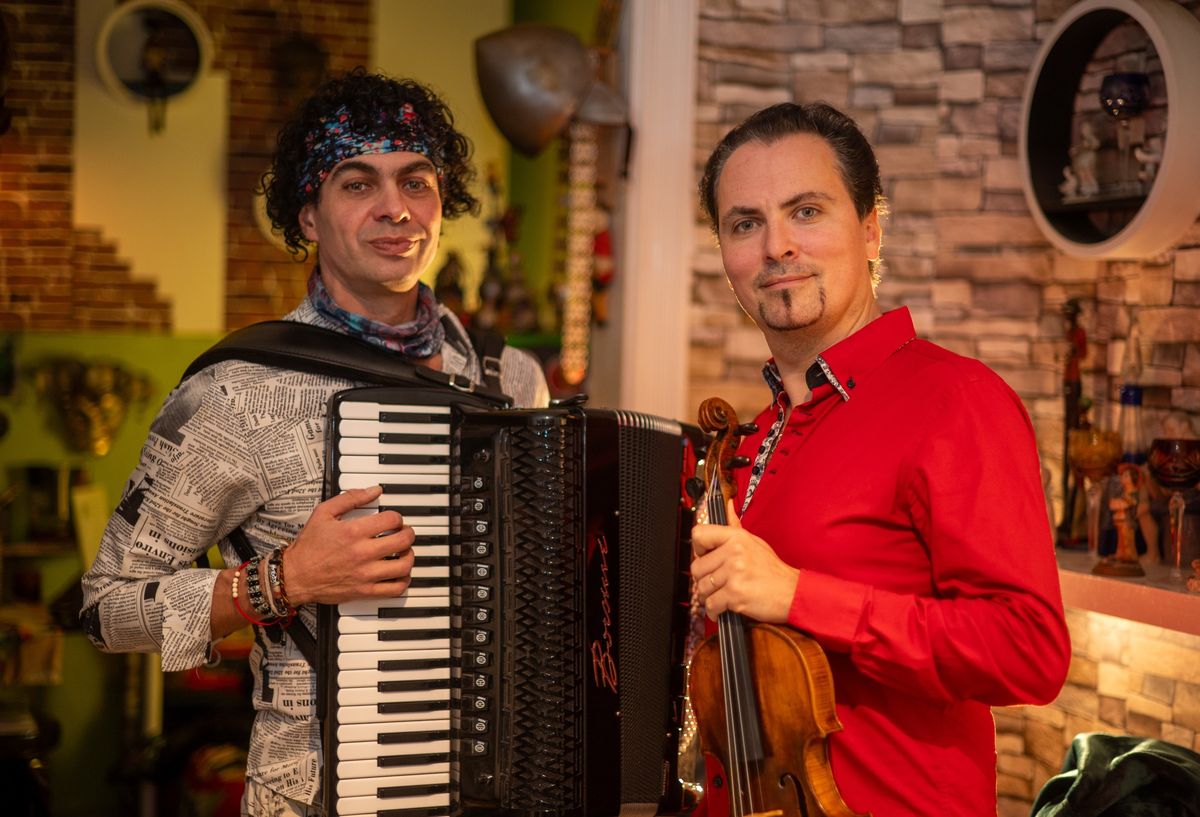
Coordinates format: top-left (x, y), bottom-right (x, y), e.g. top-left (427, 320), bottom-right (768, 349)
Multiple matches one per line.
top-left (761, 307), bottom-right (918, 403)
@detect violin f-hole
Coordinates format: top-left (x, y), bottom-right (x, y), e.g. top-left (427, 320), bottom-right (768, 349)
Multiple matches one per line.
top-left (780, 772), bottom-right (808, 817)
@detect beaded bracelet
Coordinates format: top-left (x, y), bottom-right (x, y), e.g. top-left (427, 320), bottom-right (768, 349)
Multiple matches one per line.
top-left (265, 547), bottom-right (296, 621)
top-left (245, 557), bottom-right (274, 618)
top-left (231, 562), bottom-right (273, 627)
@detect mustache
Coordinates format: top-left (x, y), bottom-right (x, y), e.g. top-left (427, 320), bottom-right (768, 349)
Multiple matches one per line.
top-left (753, 260), bottom-right (819, 288)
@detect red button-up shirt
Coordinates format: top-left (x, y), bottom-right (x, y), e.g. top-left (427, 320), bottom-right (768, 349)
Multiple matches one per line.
top-left (706, 308), bottom-right (1069, 816)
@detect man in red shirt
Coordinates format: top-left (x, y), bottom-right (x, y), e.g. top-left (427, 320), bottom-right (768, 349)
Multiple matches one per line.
top-left (689, 102), bottom-right (1070, 816)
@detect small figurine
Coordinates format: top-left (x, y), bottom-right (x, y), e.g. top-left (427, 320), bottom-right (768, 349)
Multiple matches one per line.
top-left (1059, 165), bottom-right (1079, 198)
top-left (1093, 463), bottom-right (1147, 577)
top-left (1069, 121), bottom-right (1101, 198)
top-left (1134, 135), bottom-right (1163, 185)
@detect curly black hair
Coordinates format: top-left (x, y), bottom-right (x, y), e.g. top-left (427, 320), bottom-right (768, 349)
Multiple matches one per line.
top-left (262, 68), bottom-right (479, 259)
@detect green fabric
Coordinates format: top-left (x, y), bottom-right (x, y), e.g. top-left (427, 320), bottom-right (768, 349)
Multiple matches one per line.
top-left (1031, 732), bottom-right (1200, 816)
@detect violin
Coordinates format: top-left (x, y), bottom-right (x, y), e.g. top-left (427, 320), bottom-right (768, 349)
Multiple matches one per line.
top-left (687, 397), bottom-right (868, 817)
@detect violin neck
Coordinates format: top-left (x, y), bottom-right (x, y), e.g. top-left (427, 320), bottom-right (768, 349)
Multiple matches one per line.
top-left (717, 610), bottom-right (766, 763)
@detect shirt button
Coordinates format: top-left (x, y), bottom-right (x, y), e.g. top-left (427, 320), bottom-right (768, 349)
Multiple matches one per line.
top-left (847, 377), bottom-right (856, 389)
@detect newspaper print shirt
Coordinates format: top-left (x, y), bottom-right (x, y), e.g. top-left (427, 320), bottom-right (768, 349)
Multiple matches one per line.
top-left (80, 299), bottom-right (549, 802)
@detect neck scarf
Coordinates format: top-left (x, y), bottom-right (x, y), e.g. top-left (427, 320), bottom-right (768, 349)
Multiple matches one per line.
top-left (308, 268), bottom-right (445, 359)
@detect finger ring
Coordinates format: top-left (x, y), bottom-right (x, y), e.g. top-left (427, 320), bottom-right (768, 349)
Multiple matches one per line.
top-left (708, 575), bottom-right (717, 591)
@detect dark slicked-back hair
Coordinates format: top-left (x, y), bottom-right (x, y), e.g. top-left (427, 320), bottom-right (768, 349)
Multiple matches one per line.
top-left (699, 102), bottom-right (887, 282)
top-left (262, 69), bottom-right (479, 259)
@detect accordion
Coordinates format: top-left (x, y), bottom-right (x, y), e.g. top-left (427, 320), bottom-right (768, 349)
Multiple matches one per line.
top-left (318, 386), bottom-right (700, 817)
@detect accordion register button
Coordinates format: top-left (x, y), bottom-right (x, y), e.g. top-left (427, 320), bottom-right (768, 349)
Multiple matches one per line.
top-left (463, 651), bottom-right (491, 668)
top-left (465, 475), bottom-right (487, 491)
top-left (466, 738), bottom-right (489, 755)
top-left (463, 673), bottom-right (491, 690)
top-left (463, 628), bottom-right (491, 645)
top-left (464, 695), bottom-right (489, 712)
top-left (464, 607), bottom-right (492, 624)
top-left (463, 497), bottom-right (489, 514)
top-left (464, 541), bottom-right (491, 558)
top-left (465, 563), bottom-right (491, 580)
top-left (466, 519), bottom-right (490, 535)
top-left (467, 717), bottom-right (488, 733)
top-left (463, 586), bottom-right (491, 602)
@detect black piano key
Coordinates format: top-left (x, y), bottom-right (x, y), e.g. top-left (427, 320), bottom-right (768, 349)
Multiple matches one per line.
top-left (378, 783), bottom-right (451, 797)
top-left (379, 433), bottom-right (451, 445)
top-left (419, 535), bottom-right (450, 546)
top-left (378, 700), bottom-right (450, 714)
top-left (378, 454), bottom-right (450, 465)
top-left (379, 752), bottom-right (452, 768)
top-left (377, 657), bottom-right (451, 672)
top-left (413, 556), bottom-right (450, 567)
top-left (407, 578), bottom-right (449, 589)
top-left (375, 606), bottom-right (450, 619)
top-left (380, 484), bottom-right (449, 495)
top-left (379, 628), bottom-right (452, 641)
top-left (377, 410), bottom-right (449, 423)
top-left (379, 504), bottom-right (450, 516)
top-left (378, 678), bottom-right (452, 693)
top-left (377, 729), bottom-right (451, 744)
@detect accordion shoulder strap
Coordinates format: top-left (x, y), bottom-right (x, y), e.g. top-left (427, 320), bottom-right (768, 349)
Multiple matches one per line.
top-left (180, 319), bottom-right (512, 406)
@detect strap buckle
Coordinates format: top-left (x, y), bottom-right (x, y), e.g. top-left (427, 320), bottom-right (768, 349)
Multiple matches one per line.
top-left (481, 355), bottom-right (502, 380)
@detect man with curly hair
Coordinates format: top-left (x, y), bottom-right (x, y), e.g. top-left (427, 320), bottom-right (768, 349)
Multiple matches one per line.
top-left (82, 71), bottom-right (548, 815)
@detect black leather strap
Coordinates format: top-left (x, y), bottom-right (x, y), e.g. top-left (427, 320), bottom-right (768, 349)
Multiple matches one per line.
top-left (226, 528), bottom-right (318, 667)
top-left (181, 320), bottom-right (512, 407)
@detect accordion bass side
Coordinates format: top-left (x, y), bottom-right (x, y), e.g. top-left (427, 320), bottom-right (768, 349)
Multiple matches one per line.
top-left (319, 386), bottom-right (701, 817)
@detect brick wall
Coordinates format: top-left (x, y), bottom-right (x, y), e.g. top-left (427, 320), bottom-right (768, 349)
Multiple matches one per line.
top-left (0, 0), bottom-right (370, 334)
top-left (690, 1), bottom-right (1200, 814)
top-left (0, 0), bottom-right (170, 332)
top-left (187, 0), bottom-right (370, 329)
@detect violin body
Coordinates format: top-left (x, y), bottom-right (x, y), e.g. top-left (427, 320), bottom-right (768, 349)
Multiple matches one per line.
top-left (688, 623), bottom-right (868, 817)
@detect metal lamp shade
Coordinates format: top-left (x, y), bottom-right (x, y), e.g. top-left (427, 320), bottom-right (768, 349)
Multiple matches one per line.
top-left (475, 24), bottom-right (593, 156)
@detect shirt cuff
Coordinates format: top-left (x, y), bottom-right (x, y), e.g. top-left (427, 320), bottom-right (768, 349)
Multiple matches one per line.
top-left (788, 569), bottom-right (871, 654)
top-left (160, 567), bottom-right (221, 672)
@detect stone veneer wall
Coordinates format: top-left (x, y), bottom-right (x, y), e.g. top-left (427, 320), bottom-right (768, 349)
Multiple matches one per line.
top-left (689, 1), bottom-right (1200, 814)
top-left (0, 0), bottom-right (369, 334)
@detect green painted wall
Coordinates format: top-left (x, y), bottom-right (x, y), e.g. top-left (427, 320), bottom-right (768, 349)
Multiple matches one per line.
top-left (0, 331), bottom-right (219, 816)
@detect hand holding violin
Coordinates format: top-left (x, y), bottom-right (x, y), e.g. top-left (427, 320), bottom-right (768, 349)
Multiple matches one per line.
top-left (691, 498), bottom-right (799, 624)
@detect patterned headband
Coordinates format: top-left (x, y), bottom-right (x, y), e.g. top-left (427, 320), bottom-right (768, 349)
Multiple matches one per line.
top-left (297, 102), bottom-right (438, 198)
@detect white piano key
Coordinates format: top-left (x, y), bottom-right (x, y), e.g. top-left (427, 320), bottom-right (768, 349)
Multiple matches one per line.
top-left (338, 472), bottom-right (451, 491)
top-left (338, 401), bottom-right (451, 420)
top-left (337, 456), bottom-right (449, 477)
top-left (339, 438), bottom-right (446, 457)
top-left (336, 717), bottom-right (449, 744)
top-left (336, 771), bottom-right (449, 794)
top-left (336, 703), bottom-right (447, 725)
top-left (337, 614), bottom-right (449, 634)
top-left (335, 791), bottom-right (449, 816)
top-left (338, 666), bottom-right (448, 688)
top-left (337, 737), bottom-right (451, 761)
top-left (338, 631), bottom-right (450, 652)
top-left (338, 419), bottom-right (451, 438)
top-left (337, 685), bottom-right (449, 707)
top-left (336, 648), bottom-right (450, 671)
top-left (341, 508), bottom-right (448, 529)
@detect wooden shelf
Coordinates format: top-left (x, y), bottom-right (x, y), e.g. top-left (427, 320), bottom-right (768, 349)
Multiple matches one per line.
top-left (1058, 549), bottom-right (1200, 636)
top-left (0, 540), bottom-right (77, 559)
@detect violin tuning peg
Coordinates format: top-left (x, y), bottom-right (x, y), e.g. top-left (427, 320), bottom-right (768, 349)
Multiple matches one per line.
top-left (730, 455), bottom-right (752, 469)
top-left (684, 476), bottom-right (706, 501)
top-left (736, 423), bottom-right (759, 436)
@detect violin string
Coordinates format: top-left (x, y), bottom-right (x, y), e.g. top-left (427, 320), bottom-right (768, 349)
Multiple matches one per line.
top-left (709, 477), bottom-right (757, 817)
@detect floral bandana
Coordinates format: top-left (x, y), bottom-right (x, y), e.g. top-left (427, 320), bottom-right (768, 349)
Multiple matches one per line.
top-left (308, 268), bottom-right (445, 359)
top-left (297, 102), bottom-right (437, 199)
